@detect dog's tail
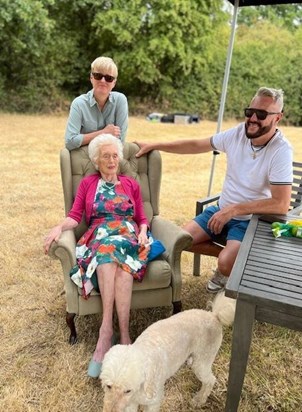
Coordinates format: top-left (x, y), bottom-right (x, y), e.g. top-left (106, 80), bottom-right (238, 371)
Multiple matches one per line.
top-left (210, 291), bottom-right (236, 326)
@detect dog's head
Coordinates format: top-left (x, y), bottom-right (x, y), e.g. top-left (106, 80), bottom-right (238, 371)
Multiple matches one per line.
top-left (100, 344), bottom-right (148, 411)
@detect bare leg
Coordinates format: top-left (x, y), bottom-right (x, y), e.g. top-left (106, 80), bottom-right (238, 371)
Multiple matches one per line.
top-left (184, 220), bottom-right (242, 277)
top-left (114, 267), bottom-right (133, 345)
top-left (93, 263), bottom-right (117, 363)
top-left (183, 220), bottom-right (222, 257)
top-left (183, 219), bottom-right (211, 245)
top-left (217, 239), bottom-right (241, 276)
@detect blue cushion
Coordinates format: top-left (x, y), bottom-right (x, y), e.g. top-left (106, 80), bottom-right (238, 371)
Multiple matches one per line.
top-left (147, 231), bottom-right (166, 261)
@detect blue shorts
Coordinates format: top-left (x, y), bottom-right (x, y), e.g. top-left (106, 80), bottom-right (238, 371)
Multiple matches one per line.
top-left (194, 205), bottom-right (250, 243)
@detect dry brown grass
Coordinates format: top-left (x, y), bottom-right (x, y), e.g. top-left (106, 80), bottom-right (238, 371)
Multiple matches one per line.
top-left (1, 113), bottom-right (302, 412)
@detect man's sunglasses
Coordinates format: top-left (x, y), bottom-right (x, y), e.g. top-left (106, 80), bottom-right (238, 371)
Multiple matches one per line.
top-left (91, 72), bottom-right (116, 83)
top-left (244, 108), bottom-right (280, 121)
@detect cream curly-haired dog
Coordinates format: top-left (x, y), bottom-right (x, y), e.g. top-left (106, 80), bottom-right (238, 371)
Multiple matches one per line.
top-left (100, 292), bottom-right (236, 411)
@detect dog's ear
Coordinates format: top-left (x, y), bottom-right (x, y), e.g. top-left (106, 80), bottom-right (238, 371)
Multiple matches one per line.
top-left (143, 359), bottom-right (159, 399)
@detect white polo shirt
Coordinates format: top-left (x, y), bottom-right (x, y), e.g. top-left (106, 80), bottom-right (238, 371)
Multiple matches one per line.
top-left (211, 123), bottom-right (293, 220)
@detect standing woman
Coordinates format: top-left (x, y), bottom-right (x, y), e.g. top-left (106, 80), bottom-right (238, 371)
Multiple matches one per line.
top-left (44, 134), bottom-right (149, 378)
top-left (65, 56), bottom-right (128, 150)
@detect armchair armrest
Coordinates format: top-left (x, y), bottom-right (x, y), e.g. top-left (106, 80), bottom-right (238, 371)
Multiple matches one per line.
top-left (151, 216), bottom-right (193, 303)
top-left (48, 230), bottom-right (79, 314)
top-left (48, 229), bottom-right (77, 267)
top-left (196, 193), bottom-right (221, 216)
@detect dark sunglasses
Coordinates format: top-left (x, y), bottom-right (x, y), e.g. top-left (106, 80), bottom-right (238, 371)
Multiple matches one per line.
top-left (244, 108), bottom-right (280, 121)
top-left (91, 72), bottom-right (115, 83)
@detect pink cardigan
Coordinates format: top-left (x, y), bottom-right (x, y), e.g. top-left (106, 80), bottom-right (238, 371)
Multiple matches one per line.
top-left (68, 173), bottom-right (149, 227)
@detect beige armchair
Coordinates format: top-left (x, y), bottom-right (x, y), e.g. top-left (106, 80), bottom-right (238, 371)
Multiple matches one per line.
top-left (49, 142), bottom-right (192, 344)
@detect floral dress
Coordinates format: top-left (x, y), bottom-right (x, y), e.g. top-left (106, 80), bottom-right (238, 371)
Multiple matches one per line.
top-left (70, 179), bottom-right (149, 298)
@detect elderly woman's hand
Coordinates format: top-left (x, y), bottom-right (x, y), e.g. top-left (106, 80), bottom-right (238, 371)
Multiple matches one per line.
top-left (44, 225), bottom-right (62, 254)
top-left (137, 224), bottom-right (149, 246)
top-left (137, 232), bottom-right (149, 245)
top-left (44, 217), bottom-right (78, 255)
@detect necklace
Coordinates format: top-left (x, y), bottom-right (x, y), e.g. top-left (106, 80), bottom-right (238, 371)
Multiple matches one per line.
top-left (250, 131), bottom-right (277, 159)
top-left (250, 142), bottom-right (266, 159)
top-left (100, 178), bottom-right (118, 190)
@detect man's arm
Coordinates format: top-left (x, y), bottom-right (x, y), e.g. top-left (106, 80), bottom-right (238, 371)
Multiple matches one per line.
top-left (232, 184), bottom-right (291, 216)
top-left (208, 184), bottom-right (292, 235)
top-left (135, 137), bottom-right (213, 157)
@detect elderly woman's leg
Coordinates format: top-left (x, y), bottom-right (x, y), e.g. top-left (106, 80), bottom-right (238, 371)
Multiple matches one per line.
top-left (93, 263), bottom-right (116, 363)
top-left (114, 268), bottom-right (133, 344)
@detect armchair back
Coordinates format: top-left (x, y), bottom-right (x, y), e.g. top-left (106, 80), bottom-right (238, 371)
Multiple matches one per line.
top-left (60, 143), bottom-right (161, 239)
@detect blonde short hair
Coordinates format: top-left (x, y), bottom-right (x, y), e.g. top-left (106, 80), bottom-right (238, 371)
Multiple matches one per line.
top-left (254, 87), bottom-right (284, 111)
top-left (88, 134), bottom-right (123, 170)
top-left (91, 56), bottom-right (118, 78)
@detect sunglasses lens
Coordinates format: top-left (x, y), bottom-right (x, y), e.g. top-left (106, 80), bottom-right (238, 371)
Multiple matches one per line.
top-left (245, 108), bottom-right (266, 120)
top-left (245, 108), bottom-right (253, 118)
top-left (104, 75), bottom-right (115, 83)
top-left (92, 73), bottom-right (115, 82)
top-left (256, 110), bottom-right (266, 120)
top-left (92, 72), bottom-right (102, 80)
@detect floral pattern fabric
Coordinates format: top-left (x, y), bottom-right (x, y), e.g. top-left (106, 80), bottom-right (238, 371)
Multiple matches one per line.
top-left (70, 179), bottom-right (149, 298)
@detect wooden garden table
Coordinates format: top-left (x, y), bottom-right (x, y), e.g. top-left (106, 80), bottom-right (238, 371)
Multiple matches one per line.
top-left (224, 213), bottom-right (302, 411)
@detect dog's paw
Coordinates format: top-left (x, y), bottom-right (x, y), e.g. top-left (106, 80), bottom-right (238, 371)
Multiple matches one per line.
top-left (191, 391), bottom-right (208, 407)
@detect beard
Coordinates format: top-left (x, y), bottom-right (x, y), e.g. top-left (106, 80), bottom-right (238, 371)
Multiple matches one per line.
top-left (245, 119), bottom-right (274, 140)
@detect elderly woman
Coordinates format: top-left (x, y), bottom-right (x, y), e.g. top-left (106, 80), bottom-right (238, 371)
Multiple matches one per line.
top-left (65, 56), bottom-right (128, 150)
top-left (44, 134), bottom-right (149, 378)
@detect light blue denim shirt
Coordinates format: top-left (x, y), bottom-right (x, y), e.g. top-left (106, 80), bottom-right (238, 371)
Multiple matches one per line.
top-left (65, 89), bottom-right (128, 150)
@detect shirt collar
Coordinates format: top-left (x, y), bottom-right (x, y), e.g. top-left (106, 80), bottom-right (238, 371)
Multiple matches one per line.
top-left (89, 89), bottom-right (114, 107)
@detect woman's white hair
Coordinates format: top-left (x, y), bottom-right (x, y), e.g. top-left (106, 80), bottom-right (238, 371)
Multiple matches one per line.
top-left (88, 134), bottom-right (124, 170)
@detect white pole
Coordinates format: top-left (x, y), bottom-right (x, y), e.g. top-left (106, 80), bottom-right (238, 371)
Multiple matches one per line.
top-left (207, 0), bottom-right (240, 196)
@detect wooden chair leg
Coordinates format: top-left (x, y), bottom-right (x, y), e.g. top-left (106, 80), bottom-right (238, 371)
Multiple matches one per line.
top-left (191, 242), bottom-right (223, 276)
top-left (173, 300), bottom-right (182, 314)
top-left (193, 253), bottom-right (201, 276)
top-left (66, 312), bottom-right (77, 345)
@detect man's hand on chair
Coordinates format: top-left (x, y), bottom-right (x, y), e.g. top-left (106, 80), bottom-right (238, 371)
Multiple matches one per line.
top-left (134, 141), bottom-right (155, 157)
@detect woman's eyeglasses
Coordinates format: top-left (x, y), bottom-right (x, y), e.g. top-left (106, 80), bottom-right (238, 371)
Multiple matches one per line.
top-left (244, 108), bottom-right (280, 121)
top-left (91, 72), bottom-right (116, 83)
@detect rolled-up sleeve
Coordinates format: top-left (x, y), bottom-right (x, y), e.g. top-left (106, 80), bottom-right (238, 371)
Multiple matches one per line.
top-left (115, 93), bottom-right (128, 143)
top-left (65, 100), bottom-right (84, 150)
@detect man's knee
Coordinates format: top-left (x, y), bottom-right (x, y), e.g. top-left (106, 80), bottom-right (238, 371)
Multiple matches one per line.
top-left (183, 220), bottom-right (211, 244)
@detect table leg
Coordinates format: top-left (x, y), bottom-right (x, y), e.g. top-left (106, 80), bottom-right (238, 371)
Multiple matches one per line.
top-left (225, 299), bottom-right (256, 412)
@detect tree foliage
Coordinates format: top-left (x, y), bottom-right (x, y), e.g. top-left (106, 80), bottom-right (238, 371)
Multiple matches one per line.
top-left (226, 21), bottom-right (302, 125)
top-left (0, 0), bottom-right (302, 125)
top-left (237, 4), bottom-right (302, 30)
top-left (90, 0), bottom-right (226, 108)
